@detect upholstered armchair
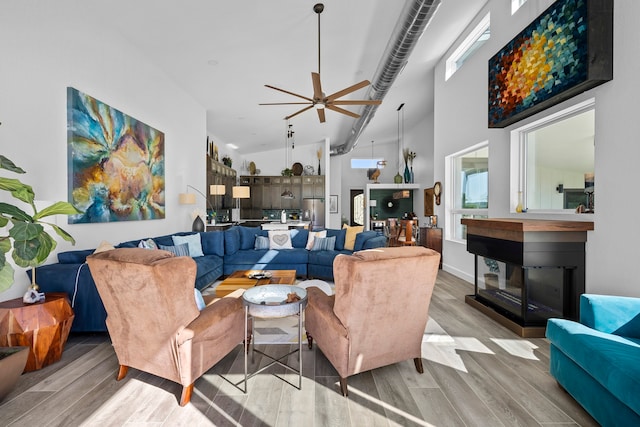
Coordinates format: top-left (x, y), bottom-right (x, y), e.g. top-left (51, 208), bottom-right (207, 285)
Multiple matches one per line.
top-left (87, 248), bottom-right (245, 406)
top-left (305, 246), bottom-right (440, 396)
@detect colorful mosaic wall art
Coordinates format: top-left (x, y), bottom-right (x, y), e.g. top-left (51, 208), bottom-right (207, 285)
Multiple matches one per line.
top-left (488, 0), bottom-right (613, 128)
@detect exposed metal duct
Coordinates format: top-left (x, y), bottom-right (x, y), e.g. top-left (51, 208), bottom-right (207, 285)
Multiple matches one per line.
top-left (330, 0), bottom-right (441, 156)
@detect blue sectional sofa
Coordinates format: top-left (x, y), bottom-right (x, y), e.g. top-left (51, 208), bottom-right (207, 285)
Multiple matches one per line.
top-left (546, 294), bottom-right (640, 426)
top-left (30, 226), bottom-right (385, 332)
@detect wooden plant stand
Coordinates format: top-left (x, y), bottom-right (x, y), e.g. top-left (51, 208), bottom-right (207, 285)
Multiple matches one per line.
top-left (0, 292), bottom-right (75, 372)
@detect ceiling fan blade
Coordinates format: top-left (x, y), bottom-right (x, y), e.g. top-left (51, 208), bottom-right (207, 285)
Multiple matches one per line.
top-left (326, 80), bottom-right (371, 101)
top-left (312, 72), bottom-right (323, 100)
top-left (285, 105), bottom-right (315, 120)
top-left (326, 104), bottom-right (360, 119)
top-left (317, 108), bottom-right (326, 123)
top-left (331, 99), bottom-right (382, 105)
top-left (265, 84), bottom-right (314, 102)
top-left (259, 102), bottom-right (313, 105)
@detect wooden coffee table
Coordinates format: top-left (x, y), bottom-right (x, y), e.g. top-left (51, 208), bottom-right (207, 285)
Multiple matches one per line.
top-left (215, 270), bottom-right (296, 297)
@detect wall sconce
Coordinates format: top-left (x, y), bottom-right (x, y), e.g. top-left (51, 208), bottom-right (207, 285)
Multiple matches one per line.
top-left (556, 184), bottom-right (564, 193)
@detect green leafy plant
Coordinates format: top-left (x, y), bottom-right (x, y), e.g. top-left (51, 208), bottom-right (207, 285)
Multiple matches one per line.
top-left (0, 154), bottom-right (82, 292)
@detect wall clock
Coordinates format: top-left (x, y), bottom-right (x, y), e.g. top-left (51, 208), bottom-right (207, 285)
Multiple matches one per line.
top-left (434, 181), bottom-right (442, 205)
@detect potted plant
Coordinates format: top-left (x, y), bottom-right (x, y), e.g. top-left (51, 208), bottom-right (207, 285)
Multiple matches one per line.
top-left (0, 154), bottom-right (81, 293)
top-left (0, 152), bottom-right (81, 393)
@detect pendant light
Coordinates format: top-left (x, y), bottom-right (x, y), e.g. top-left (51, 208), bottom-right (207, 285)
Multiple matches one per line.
top-left (281, 121), bottom-right (295, 199)
top-left (394, 103), bottom-right (405, 184)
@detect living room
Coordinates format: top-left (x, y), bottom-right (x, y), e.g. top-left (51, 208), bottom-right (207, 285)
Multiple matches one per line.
top-left (1, 0), bottom-right (638, 425)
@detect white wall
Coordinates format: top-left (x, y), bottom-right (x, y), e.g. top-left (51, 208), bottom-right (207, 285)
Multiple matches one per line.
top-left (434, 0), bottom-right (640, 296)
top-left (0, 3), bottom-right (206, 300)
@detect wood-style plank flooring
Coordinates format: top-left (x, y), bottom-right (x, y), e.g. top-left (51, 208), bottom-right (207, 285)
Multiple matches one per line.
top-left (0, 271), bottom-right (598, 426)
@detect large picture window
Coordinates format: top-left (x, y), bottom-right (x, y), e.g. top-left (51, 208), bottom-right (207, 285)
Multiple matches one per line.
top-left (446, 142), bottom-right (489, 242)
top-left (510, 98), bottom-right (595, 212)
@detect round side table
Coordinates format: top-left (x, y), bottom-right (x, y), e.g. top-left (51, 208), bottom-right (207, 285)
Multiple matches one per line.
top-left (240, 285), bottom-right (307, 391)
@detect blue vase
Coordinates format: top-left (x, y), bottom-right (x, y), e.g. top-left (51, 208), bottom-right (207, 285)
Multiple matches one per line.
top-left (410, 166), bottom-right (414, 183)
top-left (404, 165), bottom-right (411, 183)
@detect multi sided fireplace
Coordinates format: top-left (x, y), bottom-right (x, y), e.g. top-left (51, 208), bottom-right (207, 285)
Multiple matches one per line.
top-left (461, 219), bottom-right (593, 337)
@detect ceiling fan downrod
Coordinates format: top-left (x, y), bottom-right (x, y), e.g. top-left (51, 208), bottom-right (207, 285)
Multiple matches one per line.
top-left (314, 3), bottom-right (324, 76)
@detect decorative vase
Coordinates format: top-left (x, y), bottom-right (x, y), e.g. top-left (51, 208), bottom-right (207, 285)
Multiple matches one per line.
top-left (403, 164), bottom-right (411, 183)
top-left (192, 215), bottom-right (205, 232)
top-left (516, 191), bottom-right (524, 213)
top-left (410, 166), bottom-right (414, 183)
top-left (318, 161), bottom-right (321, 175)
top-left (394, 172), bottom-right (403, 184)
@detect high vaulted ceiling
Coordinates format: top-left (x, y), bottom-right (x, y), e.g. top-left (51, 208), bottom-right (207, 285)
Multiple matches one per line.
top-left (97, 1), bottom-right (486, 155)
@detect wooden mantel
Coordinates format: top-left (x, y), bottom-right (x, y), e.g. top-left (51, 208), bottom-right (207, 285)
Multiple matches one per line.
top-left (461, 218), bottom-right (594, 243)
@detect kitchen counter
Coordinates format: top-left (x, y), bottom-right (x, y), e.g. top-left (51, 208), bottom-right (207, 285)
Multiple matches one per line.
top-left (261, 221), bottom-right (310, 231)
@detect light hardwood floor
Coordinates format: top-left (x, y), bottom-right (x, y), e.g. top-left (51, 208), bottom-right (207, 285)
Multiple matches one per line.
top-left (0, 271), bottom-right (597, 426)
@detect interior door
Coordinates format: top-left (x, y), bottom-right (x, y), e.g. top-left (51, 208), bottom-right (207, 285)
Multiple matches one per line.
top-left (350, 189), bottom-right (364, 226)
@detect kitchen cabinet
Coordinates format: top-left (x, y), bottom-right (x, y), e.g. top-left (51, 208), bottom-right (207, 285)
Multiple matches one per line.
top-left (206, 157), bottom-right (236, 219)
top-left (240, 175), bottom-right (325, 218)
top-left (302, 176), bottom-right (325, 199)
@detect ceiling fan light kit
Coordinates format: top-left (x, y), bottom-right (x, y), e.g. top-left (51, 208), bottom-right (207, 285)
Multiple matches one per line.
top-left (260, 3), bottom-right (381, 123)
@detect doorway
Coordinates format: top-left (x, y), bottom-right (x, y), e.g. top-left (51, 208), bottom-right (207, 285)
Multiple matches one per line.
top-left (350, 189), bottom-right (364, 226)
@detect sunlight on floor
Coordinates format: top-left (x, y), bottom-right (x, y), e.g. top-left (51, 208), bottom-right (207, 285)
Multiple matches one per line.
top-left (423, 318), bottom-right (494, 372)
top-left (347, 383), bottom-right (437, 427)
top-left (491, 338), bottom-right (540, 360)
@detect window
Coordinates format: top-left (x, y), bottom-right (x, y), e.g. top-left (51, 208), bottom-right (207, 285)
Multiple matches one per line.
top-left (510, 99), bottom-right (595, 212)
top-left (446, 142), bottom-right (489, 242)
top-left (351, 159), bottom-right (386, 169)
top-left (511, 0), bottom-right (528, 15)
top-left (445, 13), bottom-right (490, 81)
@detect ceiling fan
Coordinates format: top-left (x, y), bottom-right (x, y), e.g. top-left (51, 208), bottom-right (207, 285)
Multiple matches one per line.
top-left (260, 3), bottom-right (381, 123)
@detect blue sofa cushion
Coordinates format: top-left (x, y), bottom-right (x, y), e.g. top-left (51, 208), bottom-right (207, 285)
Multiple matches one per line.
top-left (57, 249), bottom-right (95, 264)
top-left (238, 226), bottom-right (263, 250)
top-left (224, 227), bottom-right (240, 255)
top-left (363, 234), bottom-right (386, 249)
top-left (325, 228), bottom-right (346, 251)
top-left (307, 249), bottom-right (351, 266)
top-left (225, 248), bottom-right (309, 265)
top-left (547, 318), bottom-right (640, 416)
top-left (580, 294), bottom-right (640, 338)
top-left (192, 255), bottom-right (224, 290)
top-left (290, 229), bottom-right (309, 248)
top-left (201, 231), bottom-right (225, 257)
top-left (353, 230), bottom-right (377, 251)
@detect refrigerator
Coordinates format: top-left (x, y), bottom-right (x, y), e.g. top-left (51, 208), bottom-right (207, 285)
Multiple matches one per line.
top-left (302, 198), bottom-right (325, 230)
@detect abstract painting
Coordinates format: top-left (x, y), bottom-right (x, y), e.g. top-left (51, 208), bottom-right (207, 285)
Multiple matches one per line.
top-left (67, 87), bottom-right (165, 223)
top-left (488, 0), bottom-right (612, 128)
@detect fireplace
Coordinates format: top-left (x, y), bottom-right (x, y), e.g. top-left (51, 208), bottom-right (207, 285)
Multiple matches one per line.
top-left (461, 219), bottom-right (593, 337)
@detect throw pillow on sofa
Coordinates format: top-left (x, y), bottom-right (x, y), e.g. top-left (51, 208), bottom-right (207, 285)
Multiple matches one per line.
top-left (268, 230), bottom-right (293, 250)
top-left (311, 236), bottom-right (336, 251)
top-left (172, 234), bottom-right (204, 257)
top-left (254, 235), bottom-right (270, 250)
top-left (137, 238), bottom-right (158, 250)
top-left (342, 224), bottom-right (364, 251)
top-left (159, 243), bottom-right (189, 257)
top-left (305, 230), bottom-right (327, 250)
top-left (95, 240), bottom-right (116, 253)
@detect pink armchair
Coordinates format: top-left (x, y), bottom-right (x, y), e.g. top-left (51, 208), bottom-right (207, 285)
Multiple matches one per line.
top-left (87, 248), bottom-right (245, 406)
top-left (305, 246), bottom-right (440, 396)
